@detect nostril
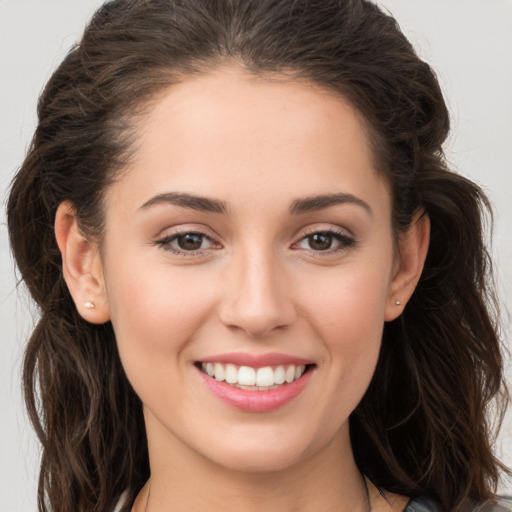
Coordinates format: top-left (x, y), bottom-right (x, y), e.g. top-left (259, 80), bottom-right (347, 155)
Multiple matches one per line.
top-left (218, 277), bottom-right (297, 337)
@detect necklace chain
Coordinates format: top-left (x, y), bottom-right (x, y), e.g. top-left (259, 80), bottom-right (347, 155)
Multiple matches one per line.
top-left (142, 478), bottom-right (372, 512)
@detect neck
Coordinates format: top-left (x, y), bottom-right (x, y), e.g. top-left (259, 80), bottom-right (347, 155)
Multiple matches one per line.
top-left (138, 416), bottom-right (369, 512)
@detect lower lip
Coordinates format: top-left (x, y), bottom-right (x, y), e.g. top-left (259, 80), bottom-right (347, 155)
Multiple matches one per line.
top-left (197, 367), bottom-right (313, 413)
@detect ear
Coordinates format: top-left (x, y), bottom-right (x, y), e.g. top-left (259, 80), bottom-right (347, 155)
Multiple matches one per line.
top-left (385, 212), bottom-right (430, 322)
top-left (54, 201), bottom-right (110, 324)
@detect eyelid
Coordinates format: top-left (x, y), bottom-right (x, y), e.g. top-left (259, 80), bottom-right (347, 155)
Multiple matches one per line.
top-left (298, 224), bottom-right (353, 238)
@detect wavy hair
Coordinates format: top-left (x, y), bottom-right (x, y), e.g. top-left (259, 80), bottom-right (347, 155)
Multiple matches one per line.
top-left (7, 1), bottom-right (509, 511)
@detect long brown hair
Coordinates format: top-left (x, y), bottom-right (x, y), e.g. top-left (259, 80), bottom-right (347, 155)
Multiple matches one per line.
top-left (7, 1), bottom-right (509, 511)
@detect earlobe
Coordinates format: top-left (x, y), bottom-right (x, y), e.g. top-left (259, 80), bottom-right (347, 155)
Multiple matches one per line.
top-left (385, 212), bottom-right (430, 322)
top-left (54, 201), bottom-right (110, 324)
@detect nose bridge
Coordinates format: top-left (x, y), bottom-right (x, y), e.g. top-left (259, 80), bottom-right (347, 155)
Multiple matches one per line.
top-left (219, 239), bottom-right (296, 337)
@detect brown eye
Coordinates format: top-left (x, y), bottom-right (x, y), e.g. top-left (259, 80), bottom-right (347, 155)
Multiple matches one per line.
top-left (156, 231), bottom-right (217, 254)
top-left (307, 233), bottom-right (333, 251)
top-left (294, 229), bottom-right (356, 254)
top-left (177, 233), bottom-right (204, 251)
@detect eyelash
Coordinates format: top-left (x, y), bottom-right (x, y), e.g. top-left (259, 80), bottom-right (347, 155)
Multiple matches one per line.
top-left (293, 228), bottom-right (356, 255)
top-left (155, 231), bottom-right (219, 256)
top-left (154, 228), bottom-right (356, 257)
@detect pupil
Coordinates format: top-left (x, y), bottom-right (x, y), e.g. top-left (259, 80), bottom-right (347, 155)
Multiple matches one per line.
top-left (309, 233), bottom-right (332, 250)
top-left (178, 233), bottom-right (203, 250)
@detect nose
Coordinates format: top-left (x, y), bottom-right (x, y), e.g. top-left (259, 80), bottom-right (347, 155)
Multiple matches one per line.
top-left (218, 248), bottom-right (297, 338)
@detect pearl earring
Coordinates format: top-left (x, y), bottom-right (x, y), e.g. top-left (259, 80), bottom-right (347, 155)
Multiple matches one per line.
top-left (395, 300), bottom-right (401, 306)
top-left (84, 301), bottom-right (95, 309)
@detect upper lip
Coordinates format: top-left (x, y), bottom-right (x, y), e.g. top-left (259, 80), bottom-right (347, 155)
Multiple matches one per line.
top-left (197, 352), bottom-right (314, 368)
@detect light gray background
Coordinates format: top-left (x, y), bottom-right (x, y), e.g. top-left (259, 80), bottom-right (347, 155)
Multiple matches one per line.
top-left (1, 1), bottom-right (511, 510)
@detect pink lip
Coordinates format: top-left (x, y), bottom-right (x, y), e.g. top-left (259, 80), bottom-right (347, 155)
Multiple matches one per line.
top-left (196, 365), bottom-right (314, 413)
top-left (198, 352), bottom-right (313, 368)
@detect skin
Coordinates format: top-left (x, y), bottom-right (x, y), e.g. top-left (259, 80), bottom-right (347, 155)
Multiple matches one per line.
top-left (55, 65), bottom-right (429, 512)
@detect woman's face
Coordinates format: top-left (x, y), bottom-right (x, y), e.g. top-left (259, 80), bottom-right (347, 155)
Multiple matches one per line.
top-left (96, 66), bottom-right (407, 473)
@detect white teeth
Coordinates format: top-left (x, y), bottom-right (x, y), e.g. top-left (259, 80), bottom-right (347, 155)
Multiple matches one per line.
top-left (225, 363), bottom-right (238, 384)
top-left (201, 362), bottom-right (309, 389)
top-left (285, 365), bottom-right (295, 383)
top-left (256, 366), bottom-right (274, 387)
top-left (238, 366), bottom-right (256, 385)
top-left (274, 365), bottom-right (285, 385)
top-left (295, 365), bottom-right (305, 380)
top-left (214, 363), bottom-right (225, 381)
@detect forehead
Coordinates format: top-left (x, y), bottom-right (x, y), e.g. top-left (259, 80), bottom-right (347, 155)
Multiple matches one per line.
top-left (106, 65), bottom-right (389, 217)
top-left (135, 66), bottom-right (373, 163)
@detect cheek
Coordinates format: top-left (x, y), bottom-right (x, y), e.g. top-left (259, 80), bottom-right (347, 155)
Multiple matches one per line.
top-left (104, 257), bottom-right (217, 380)
top-left (299, 260), bottom-right (392, 395)
top-left (302, 261), bottom-right (392, 340)
top-left (275, 263), bottom-right (390, 454)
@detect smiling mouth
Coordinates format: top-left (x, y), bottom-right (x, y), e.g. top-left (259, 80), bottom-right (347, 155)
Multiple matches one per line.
top-left (196, 362), bottom-right (314, 391)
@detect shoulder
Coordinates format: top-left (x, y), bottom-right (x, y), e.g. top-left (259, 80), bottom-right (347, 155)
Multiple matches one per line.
top-left (404, 496), bottom-right (512, 512)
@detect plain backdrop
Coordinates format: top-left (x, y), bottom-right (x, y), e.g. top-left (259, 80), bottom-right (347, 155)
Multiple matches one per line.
top-left (1, 1), bottom-right (511, 511)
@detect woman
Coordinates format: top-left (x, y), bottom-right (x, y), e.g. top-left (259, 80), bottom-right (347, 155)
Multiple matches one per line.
top-left (6, 0), bottom-right (511, 511)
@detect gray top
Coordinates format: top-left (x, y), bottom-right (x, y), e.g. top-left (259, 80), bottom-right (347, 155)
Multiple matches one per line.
top-left (404, 496), bottom-right (512, 511)
top-left (404, 496), bottom-right (441, 511)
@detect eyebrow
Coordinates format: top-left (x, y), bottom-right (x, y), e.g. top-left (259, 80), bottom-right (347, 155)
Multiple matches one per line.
top-left (139, 192), bottom-right (228, 214)
top-left (139, 191), bottom-right (372, 216)
top-left (289, 193), bottom-right (373, 216)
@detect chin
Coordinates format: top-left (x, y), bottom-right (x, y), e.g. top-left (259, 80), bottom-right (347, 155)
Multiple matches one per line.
top-left (197, 422), bottom-right (340, 475)
top-left (208, 444), bottom-right (307, 474)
